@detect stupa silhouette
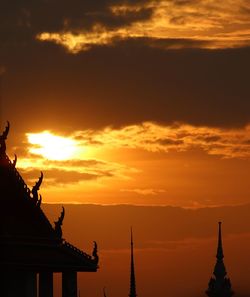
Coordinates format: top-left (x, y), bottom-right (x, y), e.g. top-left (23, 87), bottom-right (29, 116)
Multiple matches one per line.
top-left (206, 222), bottom-right (234, 297)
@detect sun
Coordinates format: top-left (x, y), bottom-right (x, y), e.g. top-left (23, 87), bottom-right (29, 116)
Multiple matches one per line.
top-left (27, 131), bottom-right (78, 161)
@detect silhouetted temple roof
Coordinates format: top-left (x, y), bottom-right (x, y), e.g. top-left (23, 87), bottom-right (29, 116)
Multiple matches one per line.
top-left (0, 122), bottom-right (98, 272)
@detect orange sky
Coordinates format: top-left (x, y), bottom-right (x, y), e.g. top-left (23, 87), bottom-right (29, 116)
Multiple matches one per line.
top-left (44, 203), bottom-right (250, 297)
top-left (2, 122), bottom-right (249, 207)
top-left (1, 2), bottom-right (250, 296)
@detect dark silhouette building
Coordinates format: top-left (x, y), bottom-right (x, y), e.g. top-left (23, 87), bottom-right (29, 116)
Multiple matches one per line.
top-left (206, 222), bottom-right (234, 297)
top-left (129, 228), bottom-right (137, 297)
top-left (0, 122), bottom-right (99, 297)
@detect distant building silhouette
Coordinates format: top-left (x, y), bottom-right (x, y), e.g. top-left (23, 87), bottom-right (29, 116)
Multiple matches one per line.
top-left (0, 122), bottom-right (99, 297)
top-left (129, 228), bottom-right (137, 297)
top-left (206, 222), bottom-right (234, 297)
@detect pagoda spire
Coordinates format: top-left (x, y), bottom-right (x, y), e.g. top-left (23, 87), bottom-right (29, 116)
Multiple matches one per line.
top-left (214, 222), bottom-right (225, 278)
top-left (217, 222), bottom-right (223, 259)
top-left (129, 227), bottom-right (137, 297)
top-left (206, 222), bottom-right (234, 297)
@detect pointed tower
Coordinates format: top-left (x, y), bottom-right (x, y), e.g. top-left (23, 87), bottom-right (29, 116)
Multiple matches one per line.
top-left (206, 222), bottom-right (234, 297)
top-left (129, 228), bottom-right (137, 297)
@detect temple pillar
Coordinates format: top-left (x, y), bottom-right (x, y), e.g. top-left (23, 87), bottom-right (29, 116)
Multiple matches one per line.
top-left (62, 271), bottom-right (77, 297)
top-left (39, 272), bottom-right (53, 297)
top-left (25, 272), bottom-right (37, 297)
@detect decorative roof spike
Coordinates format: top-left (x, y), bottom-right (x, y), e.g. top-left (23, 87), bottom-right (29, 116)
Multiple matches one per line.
top-left (0, 121), bottom-right (10, 155)
top-left (12, 154), bottom-right (17, 167)
top-left (129, 227), bottom-right (137, 297)
top-left (32, 171), bottom-right (43, 192)
top-left (54, 206), bottom-right (65, 238)
top-left (92, 241), bottom-right (99, 264)
top-left (37, 194), bottom-right (42, 207)
top-left (32, 171), bottom-right (43, 204)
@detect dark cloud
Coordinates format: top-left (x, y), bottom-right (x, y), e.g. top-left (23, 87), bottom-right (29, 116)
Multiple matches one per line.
top-left (0, 1), bottom-right (250, 132)
top-left (20, 167), bottom-right (113, 185)
top-left (154, 138), bottom-right (184, 146)
top-left (43, 159), bottom-right (106, 167)
top-left (0, 0), bottom-right (152, 47)
top-left (2, 41), bottom-right (250, 131)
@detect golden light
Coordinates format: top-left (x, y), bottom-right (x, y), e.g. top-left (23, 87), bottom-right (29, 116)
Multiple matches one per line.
top-left (27, 131), bottom-right (78, 160)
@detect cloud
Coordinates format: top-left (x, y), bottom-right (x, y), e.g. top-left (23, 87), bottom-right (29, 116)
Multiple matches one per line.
top-left (1, 2), bottom-right (250, 132)
top-left (120, 188), bottom-right (166, 196)
top-left (1, 0), bottom-right (250, 52)
top-left (20, 167), bottom-right (113, 186)
top-left (74, 122), bottom-right (250, 159)
top-left (0, 66), bottom-right (6, 75)
top-left (36, 0), bottom-right (250, 52)
top-left (16, 151), bottom-right (137, 187)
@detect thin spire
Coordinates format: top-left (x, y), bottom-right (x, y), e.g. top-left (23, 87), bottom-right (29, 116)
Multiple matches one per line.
top-left (213, 222), bottom-right (226, 279)
top-left (216, 221), bottom-right (224, 261)
top-left (129, 227), bottom-right (137, 297)
top-left (103, 287), bottom-right (107, 297)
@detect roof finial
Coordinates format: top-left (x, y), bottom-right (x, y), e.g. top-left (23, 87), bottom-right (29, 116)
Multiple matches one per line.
top-left (92, 241), bottom-right (99, 264)
top-left (32, 171), bottom-right (43, 205)
top-left (129, 227), bottom-right (137, 297)
top-left (54, 206), bottom-right (65, 238)
top-left (0, 121), bottom-right (10, 156)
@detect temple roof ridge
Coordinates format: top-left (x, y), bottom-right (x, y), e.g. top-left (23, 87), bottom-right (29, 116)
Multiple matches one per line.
top-left (0, 122), bottom-right (99, 272)
top-left (0, 122), bottom-right (57, 239)
top-left (62, 240), bottom-right (99, 265)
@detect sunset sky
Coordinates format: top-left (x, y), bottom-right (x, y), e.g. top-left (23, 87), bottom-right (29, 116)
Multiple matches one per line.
top-left (1, 1), bottom-right (250, 297)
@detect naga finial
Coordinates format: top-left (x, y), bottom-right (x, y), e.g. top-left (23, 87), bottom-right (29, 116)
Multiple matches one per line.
top-left (32, 171), bottom-right (43, 205)
top-left (0, 121), bottom-right (10, 155)
top-left (12, 154), bottom-right (17, 167)
top-left (54, 206), bottom-right (65, 238)
top-left (37, 194), bottom-right (42, 207)
top-left (92, 241), bottom-right (99, 264)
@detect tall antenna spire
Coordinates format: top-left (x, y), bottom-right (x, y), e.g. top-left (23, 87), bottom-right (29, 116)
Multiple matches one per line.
top-left (129, 227), bottom-right (137, 297)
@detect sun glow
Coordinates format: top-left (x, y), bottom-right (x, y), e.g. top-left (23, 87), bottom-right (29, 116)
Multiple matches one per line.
top-left (27, 131), bottom-right (78, 160)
